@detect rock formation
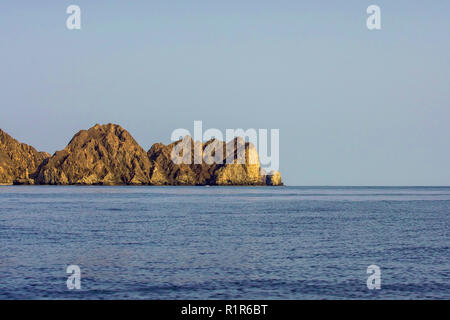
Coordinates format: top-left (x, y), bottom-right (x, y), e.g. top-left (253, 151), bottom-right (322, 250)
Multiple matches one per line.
top-left (36, 124), bottom-right (152, 185)
top-left (147, 136), bottom-right (275, 185)
top-left (0, 124), bottom-right (283, 186)
top-left (0, 129), bottom-right (49, 185)
top-left (265, 171), bottom-right (282, 186)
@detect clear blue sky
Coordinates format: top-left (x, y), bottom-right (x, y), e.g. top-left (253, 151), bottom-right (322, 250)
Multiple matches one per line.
top-left (1, 1), bottom-right (449, 185)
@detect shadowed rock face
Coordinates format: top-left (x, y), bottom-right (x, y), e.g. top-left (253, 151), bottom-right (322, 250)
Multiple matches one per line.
top-left (0, 129), bottom-right (50, 185)
top-left (0, 124), bottom-right (282, 186)
top-left (36, 124), bottom-right (152, 185)
top-left (265, 171), bottom-right (282, 186)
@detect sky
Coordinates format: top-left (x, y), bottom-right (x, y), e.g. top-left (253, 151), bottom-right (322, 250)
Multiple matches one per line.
top-left (0, 1), bottom-right (449, 185)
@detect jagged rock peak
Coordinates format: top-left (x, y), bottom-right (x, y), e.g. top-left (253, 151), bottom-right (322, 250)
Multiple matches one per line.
top-left (36, 123), bottom-right (152, 185)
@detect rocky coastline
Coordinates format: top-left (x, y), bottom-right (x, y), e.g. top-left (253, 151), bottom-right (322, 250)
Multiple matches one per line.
top-left (0, 124), bottom-right (282, 186)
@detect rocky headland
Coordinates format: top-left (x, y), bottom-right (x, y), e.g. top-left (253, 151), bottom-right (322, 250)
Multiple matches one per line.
top-left (0, 124), bottom-right (282, 186)
top-left (0, 129), bottom-right (50, 185)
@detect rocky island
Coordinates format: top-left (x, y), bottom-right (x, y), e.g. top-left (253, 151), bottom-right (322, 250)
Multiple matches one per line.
top-left (0, 124), bottom-right (282, 186)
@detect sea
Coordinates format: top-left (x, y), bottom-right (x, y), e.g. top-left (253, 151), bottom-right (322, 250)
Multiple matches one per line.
top-left (0, 186), bottom-right (448, 299)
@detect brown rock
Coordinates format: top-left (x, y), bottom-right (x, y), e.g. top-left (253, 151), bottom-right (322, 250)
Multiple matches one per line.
top-left (36, 124), bottom-right (152, 185)
top-left (147, 136), bottom-right (280, 186)
top-left (0, 129), bottom-right (49, 185)
top-left (147, 136), bottom-right (219, 185)
top-left (1, 124), bottom-right (283, 186)
top-left (264, 171), bottom-right (283, 186)
top-left (213, 137), bottom-right (262, 185)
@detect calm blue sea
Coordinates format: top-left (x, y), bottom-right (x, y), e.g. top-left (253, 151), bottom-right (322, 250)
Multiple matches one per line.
top-left (0, 186), bottom-right (448, 299)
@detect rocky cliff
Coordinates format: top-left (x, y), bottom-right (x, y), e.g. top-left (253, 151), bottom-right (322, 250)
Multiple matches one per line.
top-left (0, 124), bottom-right (283, 186)
top-left (36, 124), bottom-right (152, 185)
top-left (0, 129), bottom-right (50, 184)
top-left (147, 136), bottom-right (275, 185)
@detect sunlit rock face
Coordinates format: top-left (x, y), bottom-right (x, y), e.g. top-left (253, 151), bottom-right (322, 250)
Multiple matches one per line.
top-left (1, 124), bottom-right (282, 186)
top-left (213, 137), bottom-right (262, 185)
top-left (36, 124), bottom-right (152, 185)
top-left (265, 171), bottom-right (282, 186)
top-left (0, 129), bottom-right (49, 185)
top-left (148, 136), bottom-right (282, 186)
top-left (147, 136), bottom-right (222, 185)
